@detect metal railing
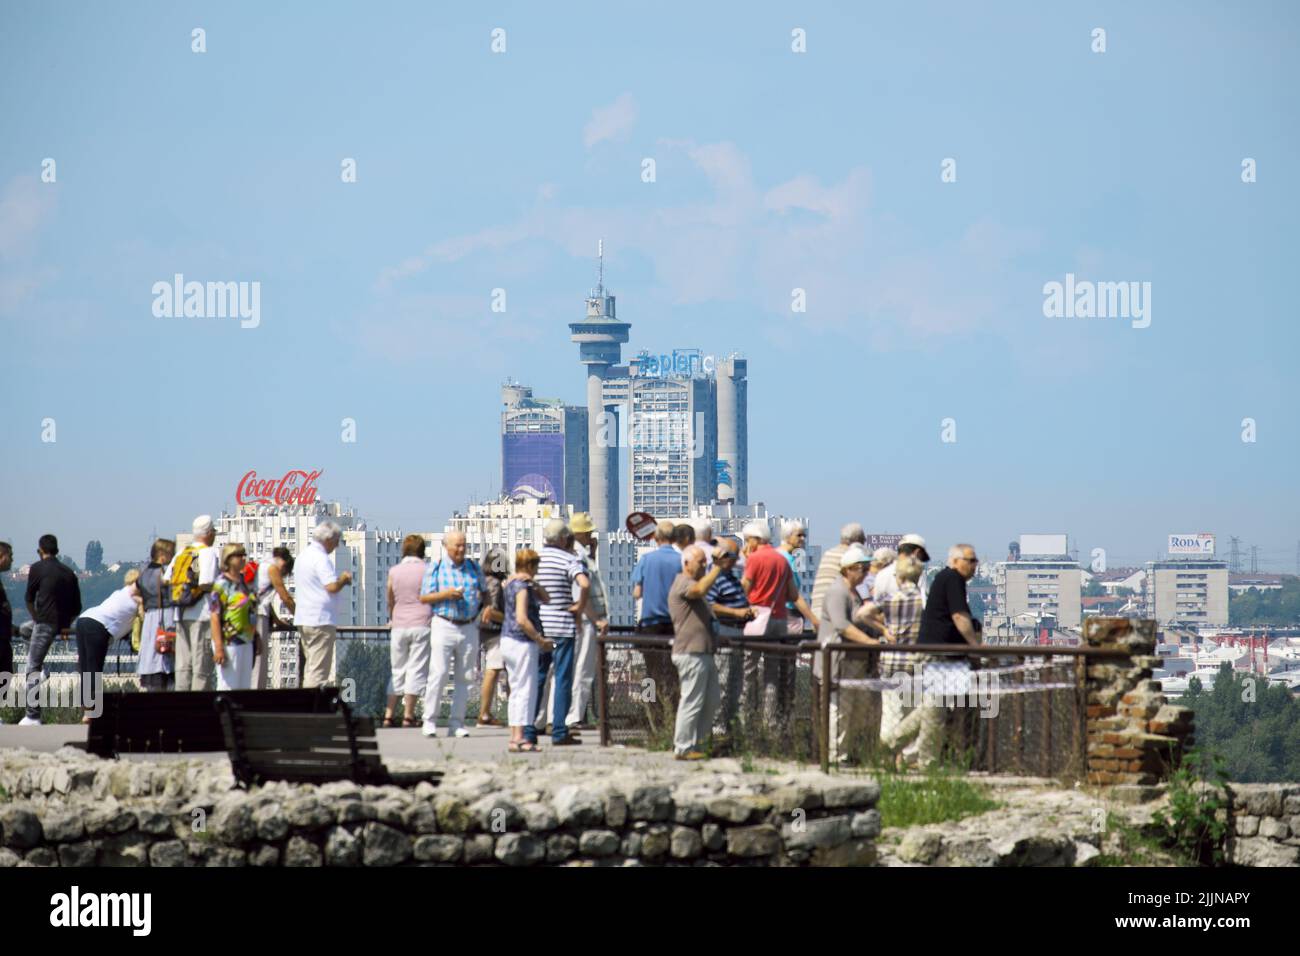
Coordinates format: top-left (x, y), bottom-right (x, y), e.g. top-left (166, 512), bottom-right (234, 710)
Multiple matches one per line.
top-left (596, 634), bottom-right (1134, 776)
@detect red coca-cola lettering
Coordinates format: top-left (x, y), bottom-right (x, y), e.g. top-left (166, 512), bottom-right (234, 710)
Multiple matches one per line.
top-left (236, 469), bottom-right (323, 506)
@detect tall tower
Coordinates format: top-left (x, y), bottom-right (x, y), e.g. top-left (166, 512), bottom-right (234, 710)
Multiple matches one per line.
top-left (569, 241), bottom-right (630, 533)
top-left (715, 355), bottom-right (748, 504)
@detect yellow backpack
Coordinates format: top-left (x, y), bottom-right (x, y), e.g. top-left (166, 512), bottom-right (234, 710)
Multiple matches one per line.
top-left (170, 546), bottom-right (204, 606)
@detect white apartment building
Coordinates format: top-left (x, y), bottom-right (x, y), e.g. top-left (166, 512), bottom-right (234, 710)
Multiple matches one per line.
top-left (1145, 559), bottom-right (1230, 628)
top-left (203, 502), bottom-right (405, 686)
top-left (993, 559), bottom-right (1083, 629)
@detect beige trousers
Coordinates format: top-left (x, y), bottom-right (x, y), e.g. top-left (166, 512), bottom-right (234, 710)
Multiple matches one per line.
top-left (297, 625), bottom-right (337, 688)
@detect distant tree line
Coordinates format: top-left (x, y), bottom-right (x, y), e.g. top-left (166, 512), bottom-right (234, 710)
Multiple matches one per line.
top-left (1181, 666), bottom-right (1300, 783)
top-left (1229, 577), bottom-right (1300, 626)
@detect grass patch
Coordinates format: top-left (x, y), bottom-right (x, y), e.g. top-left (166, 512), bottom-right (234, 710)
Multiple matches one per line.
top-left (1092, 812), bottom-right (1185, 867)
top-left (877, 768), bottom-right (1000, 829)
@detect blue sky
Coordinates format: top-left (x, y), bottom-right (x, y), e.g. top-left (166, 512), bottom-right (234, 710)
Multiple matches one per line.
top-left (1, 1), bottom-right (1297, 570)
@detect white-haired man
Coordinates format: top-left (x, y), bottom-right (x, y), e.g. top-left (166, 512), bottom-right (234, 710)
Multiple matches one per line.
top-left (168, 515), bottom-right (221, 691)
top-left (295, 520), bottom-right (352, 689)
top-left (527, 518), bottom-right (589, 746)
top-left (811, 523), bottom-right (866, 614)
top-left (688, 517), bottom-right (716, 570)
top-left (777, 520), bottom-right (820, 635)
top-left (739, 520), bottom-right (811, 724)
top-left (419, 529), bottom-right (484, 738)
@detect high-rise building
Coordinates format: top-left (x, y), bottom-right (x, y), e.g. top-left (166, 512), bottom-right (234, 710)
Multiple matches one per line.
top-left (622, 349), bottom-right (718, 520)
top-left (569, 241), bottom-right (630, 535)
top-left (1144, 559), bottom-right (1229, 628)
top-left (715, 355), bottom-right (747, 504)
top-left (989, 534), bottom-right (1082, 633)
top-left (500, 380), bottom-right (588, 507)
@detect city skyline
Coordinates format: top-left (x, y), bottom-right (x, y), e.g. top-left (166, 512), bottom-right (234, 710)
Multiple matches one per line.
top-left (2, 3), bottom-right (1297, 569)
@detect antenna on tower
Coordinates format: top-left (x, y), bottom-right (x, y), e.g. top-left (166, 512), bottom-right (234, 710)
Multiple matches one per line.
top-left (596, 239), bottom-right (604, 298)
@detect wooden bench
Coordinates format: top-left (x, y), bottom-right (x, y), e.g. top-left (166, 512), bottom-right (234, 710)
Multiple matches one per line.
top-left (216, 694), bottom-right (443, 789)
top-left (86, 688), bottom-right (338, 757)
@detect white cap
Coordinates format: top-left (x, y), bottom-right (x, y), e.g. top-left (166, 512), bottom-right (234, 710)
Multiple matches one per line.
top-left (899, 533), bottom-right (930, 560)
top-left (192, 514), bottom-right (214, 535)
top-left (741, 521), bottom-right (771, 541)
top-left (839, 544), bottom-right (871, 569)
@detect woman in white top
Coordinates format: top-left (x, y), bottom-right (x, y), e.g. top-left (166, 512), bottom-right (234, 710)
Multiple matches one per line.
top-left (77, 570), bottom-right (143, 722)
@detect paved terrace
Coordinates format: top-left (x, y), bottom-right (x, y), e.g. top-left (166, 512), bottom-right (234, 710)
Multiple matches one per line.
top-left (0, 723), bottom-right (750, 770)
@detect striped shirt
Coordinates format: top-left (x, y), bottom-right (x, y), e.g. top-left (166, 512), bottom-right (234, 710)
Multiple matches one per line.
top-left (706, 569), bottom-right (748, 609)
top-left (811, 544), bottom-right (849, 615)
top-left (536, 546), bottom-right (587, 640)
top-left (420, 557), bottom-right (483, 622)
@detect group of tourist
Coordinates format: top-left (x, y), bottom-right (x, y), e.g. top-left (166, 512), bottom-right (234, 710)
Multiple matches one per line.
top-left (379, 516), bottom-right (610, 749)
top-left (645, 521), bottom-right (981, 767)
top-left (3, 517), bottom-right (981, 768)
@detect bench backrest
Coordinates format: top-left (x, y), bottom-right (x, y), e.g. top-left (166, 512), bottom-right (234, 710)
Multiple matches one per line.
top-left (87, 688), bottom-right (338, 757)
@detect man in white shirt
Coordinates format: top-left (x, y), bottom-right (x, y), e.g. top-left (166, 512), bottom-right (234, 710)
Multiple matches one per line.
top-left (166, 515), bottom-right (221, 691)
top-left (294, 521), bottom-right (352, 688)
top-left (872, 534), bottom-right (930, 609)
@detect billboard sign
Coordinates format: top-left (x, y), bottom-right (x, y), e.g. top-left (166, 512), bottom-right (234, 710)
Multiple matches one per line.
top-left (1168, 533), bottom-right (1215, 555)
top-left (865, 534), bottom-right (903, 551)
top-left (503, 432), bottom-right (565, 504)
top-left (1020, 534), bottom-right (1068, 557)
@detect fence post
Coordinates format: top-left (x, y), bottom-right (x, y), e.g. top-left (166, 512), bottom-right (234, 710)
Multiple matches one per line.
top-left (820, 645), bottom-right (831, 773)
top-left (1073, 654), bottom-right (1087, 780)
top-left (597, 636), bottom-right (609, 748)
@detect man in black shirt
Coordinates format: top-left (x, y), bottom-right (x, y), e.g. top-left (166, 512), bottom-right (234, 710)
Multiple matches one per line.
top-left (918, 544), bottom-right (981, 645)
top-left (0, 541), bottom-right (13, 694)
top-left (22, 534), bottom-right (82, 725)
top-left (885, 544), bottom-right (981, 769)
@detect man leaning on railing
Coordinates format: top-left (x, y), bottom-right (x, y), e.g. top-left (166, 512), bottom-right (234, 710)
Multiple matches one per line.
top-left (882, 544), bottom-right (982, 769)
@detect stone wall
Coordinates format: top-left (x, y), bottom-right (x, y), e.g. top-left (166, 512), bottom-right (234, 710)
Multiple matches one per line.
top-left (0, 748), bottom-right (880, 867)
top-left (1225, 783), bottom-right (1300, 867)
top-left (1083, 618), bottom-right (1194, 786)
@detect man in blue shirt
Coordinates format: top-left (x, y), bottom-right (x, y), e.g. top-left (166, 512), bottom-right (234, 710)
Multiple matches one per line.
top-left (631, 519), bottom-right (682, 731)
top-left (419, 530), bottom-right (484, 739)
top-left (632, 520), bottom-right (681, 632)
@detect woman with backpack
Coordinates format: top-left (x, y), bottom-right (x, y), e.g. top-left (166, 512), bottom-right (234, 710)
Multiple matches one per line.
top-left (136, 538), bottom-right (177, 692)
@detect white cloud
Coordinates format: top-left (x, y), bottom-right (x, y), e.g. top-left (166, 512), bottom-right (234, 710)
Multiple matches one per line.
top-left (368, 140), bottom-right (1036, 350)
top-left (0, 176), bottom-right (55, 259)
top-left (583, 93), bottom-right (637, 149)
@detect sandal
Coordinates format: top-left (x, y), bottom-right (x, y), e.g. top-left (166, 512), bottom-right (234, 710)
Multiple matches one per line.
top-left (401, 717), bottom-right (420, 729)
top-left (477, 715), bottom-right (504, 727)
top-left (507, 741), bottom-right (539, 753)
top-left (381, 715), bottom-right (398, 728)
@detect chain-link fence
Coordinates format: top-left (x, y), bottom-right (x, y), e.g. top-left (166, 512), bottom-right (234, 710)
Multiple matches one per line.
top-left (817, 644), bottom-right (1090, 777)
top-left (597, 637), bottom-right (1121, 779)
top-left (596, 633), bottom-right (821, 762)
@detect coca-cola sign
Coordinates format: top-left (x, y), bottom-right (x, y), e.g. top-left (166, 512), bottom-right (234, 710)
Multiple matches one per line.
top-left (237, 469), bottom-right (323, 507)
